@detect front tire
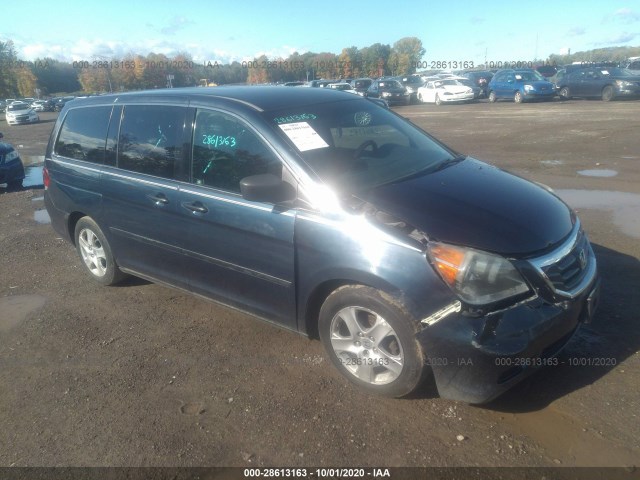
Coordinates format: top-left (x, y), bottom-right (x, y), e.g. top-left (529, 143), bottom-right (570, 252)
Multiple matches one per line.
top-left (602, 85), bottom-right (614, 102)
top-left (74, 217), bottom-right (127, 286)
top-left (319, 285), bottom-right (427, 397)
top-left (435, 94), bottom-right (442, 106)
top-left (514, 91), bottom-right (524, 103)
top-left (559, 86), bottom-right (570, 100)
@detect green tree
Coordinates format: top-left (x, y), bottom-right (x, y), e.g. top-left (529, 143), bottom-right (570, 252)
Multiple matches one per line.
top-left (0, 40), bottom-right (19, 97)
top-left (389, 37), bottom-right (425, 75)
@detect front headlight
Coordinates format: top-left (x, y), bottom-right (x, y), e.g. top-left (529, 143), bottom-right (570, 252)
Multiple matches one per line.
top-left (381, 92), bottom-right (392, 97)
top-left (615, 80), bottom-right (633, 87)
top-left (427, 242), bottom-right (530, 305)
top-left (524, 84), bottom-right (535, 92)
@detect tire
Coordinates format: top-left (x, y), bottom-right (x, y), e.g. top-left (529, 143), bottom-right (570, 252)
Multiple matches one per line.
top-left (74, 217), bottom-right (127, 286)
top-left (435, 94), bottom-right (442, 106)
top-left (488, 91), bottom-right (497, 103)
top-left (602, 85), bottom-right (614, 102)
top-left (514, 91), bottom-right (524, 103)
top-left (6, 179), bottom-right (23, 190)
top-left (417, 92), bottom-right (424, 103)
top-left (559, 86), bottom-right (570, 100)
top-left (319, 285), bottom-right (427, 397)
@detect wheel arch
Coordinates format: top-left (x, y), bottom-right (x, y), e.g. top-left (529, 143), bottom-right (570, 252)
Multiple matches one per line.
top-left (67, 211), bottom-right (88, 246)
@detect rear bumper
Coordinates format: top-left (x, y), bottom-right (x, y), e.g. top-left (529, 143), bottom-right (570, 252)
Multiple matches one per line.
top-left (417, 275), bottom-right (600, 404)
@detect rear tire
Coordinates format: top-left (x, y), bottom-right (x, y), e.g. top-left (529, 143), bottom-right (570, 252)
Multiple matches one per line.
top-left (319, 285), bottom-right (428, 398)
top-left (435, 94), bottom-right (442, 106)
top-left (514, 91), bottom-right (524, 103)
top-left (559, 86), bottom-right (570, 100)
top-left (488, 91), bottom-right (497, 103)
top-left (74, 217), bottom-right (127, 286)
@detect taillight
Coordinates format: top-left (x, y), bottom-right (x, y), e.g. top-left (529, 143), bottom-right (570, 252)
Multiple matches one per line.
top-left (43, 165), bottom-right (50, 189)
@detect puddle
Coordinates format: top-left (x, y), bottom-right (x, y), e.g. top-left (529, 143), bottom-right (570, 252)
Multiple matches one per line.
top-left (541, 160), bottom-right (564, 166)
top-left (34, 209), bottom-right (51, 224)
top-left (0, 294), bottom-right (47, 332)
top-left (31, 196), bottom-right (44, 202)
top-left (620, 156), bottom-right (638, 159)
top-left (556, 189), bottom-right (640, 239)
top-left (577, 169), bottom-right (618, 178)
top-left (23, 165), bottom-right (44, 188)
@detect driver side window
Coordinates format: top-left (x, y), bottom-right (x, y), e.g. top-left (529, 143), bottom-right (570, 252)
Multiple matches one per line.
top-left (192, 109), bottom-right (282, 193)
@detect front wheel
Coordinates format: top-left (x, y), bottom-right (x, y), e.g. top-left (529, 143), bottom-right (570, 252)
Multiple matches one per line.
top-left (74, 217), bottom-right (127, 285)
top-left (559, 86), bottom-right (570, 100)
top-left (435, 94), bottom-right (442, 106)
top-left (602, 85), bottom-right (615, 102)
top-left (319, 285), bottom-right (427, 397)
top-left (514, 91), bottom-right (524, 103)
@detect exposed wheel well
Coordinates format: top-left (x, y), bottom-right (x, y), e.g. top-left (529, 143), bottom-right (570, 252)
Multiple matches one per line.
top-left (67, 212), bottom-right (87, 246)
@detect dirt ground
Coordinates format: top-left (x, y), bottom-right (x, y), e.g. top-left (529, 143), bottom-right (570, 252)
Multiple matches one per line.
top-left (0, 100), bottom-right (639, 469)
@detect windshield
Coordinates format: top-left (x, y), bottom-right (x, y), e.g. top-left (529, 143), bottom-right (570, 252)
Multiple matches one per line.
top-left (514, 71), bottom-right (546, 82)
top-left (8, 104), bottom-right (29, 111)
top-left (378, 80), bottom-right (402, 89)
top-left (267, 98), bottom-right (454, 194)
top-left (601, 67), bottom-right (633, 76)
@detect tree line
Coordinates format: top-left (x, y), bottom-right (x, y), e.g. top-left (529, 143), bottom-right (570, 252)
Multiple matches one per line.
top-left (0, 37), bottom-right (424, 97)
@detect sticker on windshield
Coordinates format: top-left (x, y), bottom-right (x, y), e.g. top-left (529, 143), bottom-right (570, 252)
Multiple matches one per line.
top-left (515, 74), bottom-right (523, 80)
top-left (274, 113), bottom-right (317, 124)
top-left (354, 111), bottom-right (372, 126)
top-left (601, 70), bottom-right (609, 75)
top-left (278, 122), bottom-right (329, 151)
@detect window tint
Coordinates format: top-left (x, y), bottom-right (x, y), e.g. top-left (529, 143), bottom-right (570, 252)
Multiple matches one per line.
top-left (117, 105), bottom-right (187, 180)
top-left (55, 106), bottom-right (112, 163)
top-left (192, 109), bottom-right (282, 193)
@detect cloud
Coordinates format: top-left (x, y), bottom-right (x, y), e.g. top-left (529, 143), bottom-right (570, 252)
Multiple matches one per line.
top-left (567, 26), bottom-right (586, 36)
top-left (601, 32), bottom-right (639, 44)
top-left (603, 7), bottom-right (640, 24)
top-left (159, 16), bottom-right (194, 35)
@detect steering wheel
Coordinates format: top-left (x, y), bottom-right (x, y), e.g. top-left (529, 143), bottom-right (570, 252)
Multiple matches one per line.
top-left (352, 140), bottom-right (378, 159)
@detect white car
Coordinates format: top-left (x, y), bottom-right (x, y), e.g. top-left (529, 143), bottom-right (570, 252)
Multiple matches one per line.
top-left (327, 82), bottom-right (359, 94)
top-left (417, 78), bottom-right (475, 105)
top-left (5, 102), bottom-right (40, 125)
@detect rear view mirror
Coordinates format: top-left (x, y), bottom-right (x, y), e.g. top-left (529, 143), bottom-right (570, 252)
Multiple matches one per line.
top-left (240, 174), bottom-right (296, 204)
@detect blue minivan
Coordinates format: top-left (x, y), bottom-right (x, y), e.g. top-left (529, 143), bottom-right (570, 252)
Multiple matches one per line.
top-left (488, 69), bottom-right (557, 103)
top-left (44, 87), bottom-right (599, 403)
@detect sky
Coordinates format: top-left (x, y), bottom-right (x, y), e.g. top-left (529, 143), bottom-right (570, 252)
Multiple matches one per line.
top-left (2, 0), bottom-right (640, 65)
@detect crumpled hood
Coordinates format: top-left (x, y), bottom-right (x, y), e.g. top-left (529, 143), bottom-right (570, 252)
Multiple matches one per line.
top-left (356, 158), bottom-right (574, 256)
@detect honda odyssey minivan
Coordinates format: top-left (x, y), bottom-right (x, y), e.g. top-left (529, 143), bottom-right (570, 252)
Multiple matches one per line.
top-left (44, 87), bottom-right (599, 403)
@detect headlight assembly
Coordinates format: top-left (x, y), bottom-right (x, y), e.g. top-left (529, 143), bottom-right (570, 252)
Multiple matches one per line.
top-left (427, 242), bottom-right (530, 305)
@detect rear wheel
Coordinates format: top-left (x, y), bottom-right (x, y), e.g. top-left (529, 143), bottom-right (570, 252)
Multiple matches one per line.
top-left (74, 217), bottom-right (127, 286)
top-left (559, 86), bottom-right (570, 100)
top-left (488, 91), bottom-right (497, 103)
top-left (435, 94), bottom-right (442, 106)
top-left (319, 285), bottom-right (427, 397)
top-left (514, 91), bottom-right (524, 103)
top-left (6, 179), bottom-right (23, 190)
top-left (602, 85), bottom-right (614, 102)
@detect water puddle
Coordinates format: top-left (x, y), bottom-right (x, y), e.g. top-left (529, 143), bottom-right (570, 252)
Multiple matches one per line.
top-left (31, 196), bottom-right (44, 202)
top-left (541, 160), bottom-right (564, 166)
top-left (577, 169), bottom-right (618, 178)
top-left (23, 165), bottom-right (44, 188)
top-left (556, 189), bottom-right (640, 239)
top-left (0, 294), bottom-right (47, 332)
top-left (34, 209), bottom-right (51, 224)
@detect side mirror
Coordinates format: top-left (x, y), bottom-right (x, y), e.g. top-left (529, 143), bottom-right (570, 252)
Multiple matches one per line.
top-left (240, 174), bottom-right (296, 204)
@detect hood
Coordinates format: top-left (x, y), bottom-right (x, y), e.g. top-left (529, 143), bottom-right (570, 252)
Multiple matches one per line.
top-left (439, 85), bottom-right (473, 94)
top-left (355, 158), bottom-right (574, 256)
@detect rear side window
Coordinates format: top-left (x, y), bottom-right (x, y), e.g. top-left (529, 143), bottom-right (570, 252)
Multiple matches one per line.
top-left (55, 106), bottom-right (113, 163)
top-left (117, 105), bottom-right (188, 181)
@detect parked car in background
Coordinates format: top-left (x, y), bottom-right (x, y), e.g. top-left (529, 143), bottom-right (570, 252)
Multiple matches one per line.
top-left (351, 78), bottom-right (373, 96)
top-left (395, 75), bottom-right (424, 104)
top-left (0, 101), bottom-right (5, 113)
top-left (488, 69), bottom-right (556, 103)
top-left (0, 133), bottom-right (25, 188)
top-left (455, 78), bottom-right (482, 99)
top-left (54, 96), bottom-right (76, 111)
top-left (557, 66), bottom-right (640, 101)
top-left (417, 78), bottom-right (475, 105)
top-left (460, 71), bottom-right (494, 97)
top-left (536, 65), bottom-right (558, 78)
top-left (328, 82), bottom-right (358, 94)
top-left (624, 57), bottom-right (640, 75)
top-left (365, 79), bottom-right (410, 105)
top-left (5, 102), bottom-right (40, 125)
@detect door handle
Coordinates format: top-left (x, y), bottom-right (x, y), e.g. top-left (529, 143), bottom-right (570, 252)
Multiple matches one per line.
top-left (147, 193), bottom-right (169, 206)
top-left (182, 201), bottom-right (208, 214)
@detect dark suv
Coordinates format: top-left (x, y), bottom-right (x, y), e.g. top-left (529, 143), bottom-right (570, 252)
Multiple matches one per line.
top-left (365, 79), bottom-right (410, 105)
top-left (557, 66), bottom-right (640, 101)
top-left (44, 87), bottom-right (599, 403)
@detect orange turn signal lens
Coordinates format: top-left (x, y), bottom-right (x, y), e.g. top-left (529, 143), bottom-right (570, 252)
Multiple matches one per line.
top-left (428, 244), bottom-right (466, 286)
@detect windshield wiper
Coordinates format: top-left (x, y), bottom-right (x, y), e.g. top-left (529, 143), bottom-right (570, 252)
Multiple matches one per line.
top-left (433, 155), bottom-right (467, 172)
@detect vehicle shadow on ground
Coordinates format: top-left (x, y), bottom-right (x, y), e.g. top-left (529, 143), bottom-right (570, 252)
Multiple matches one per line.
top-left (483, 243), bottom-right (640, 413)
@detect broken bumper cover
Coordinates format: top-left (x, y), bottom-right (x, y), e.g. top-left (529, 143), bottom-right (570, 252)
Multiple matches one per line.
top-left (417, 277), bottom-right (600, 404)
